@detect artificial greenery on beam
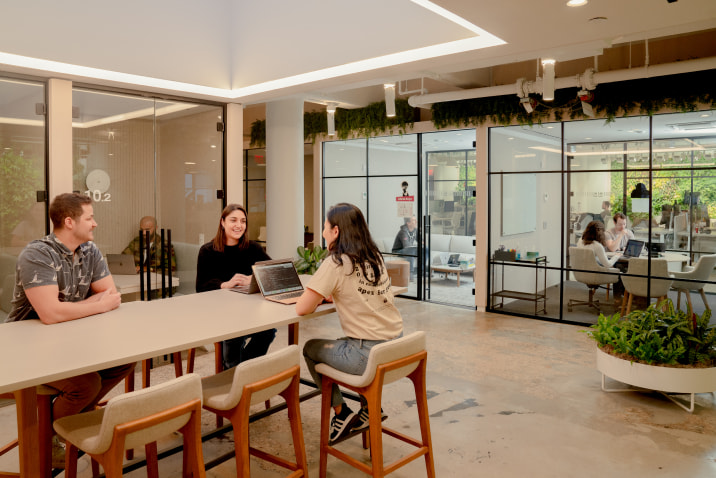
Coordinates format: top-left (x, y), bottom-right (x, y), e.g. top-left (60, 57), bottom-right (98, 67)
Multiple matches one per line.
top-left (249, 99), bottom-right (417, 147)
top-left (431, 69), bottom-right (716, 129)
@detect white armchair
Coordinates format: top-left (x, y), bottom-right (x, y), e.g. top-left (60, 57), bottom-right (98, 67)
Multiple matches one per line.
top-left (670, 254), bottom-right (716, 314)
top-left (621, 258), bottom-right (672, 315)
top-left (568, 247), bottom-right (621, 313)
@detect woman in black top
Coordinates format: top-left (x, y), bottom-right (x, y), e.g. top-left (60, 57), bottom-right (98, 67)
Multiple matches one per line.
top-left (196, 204), bottom-right (275, 369)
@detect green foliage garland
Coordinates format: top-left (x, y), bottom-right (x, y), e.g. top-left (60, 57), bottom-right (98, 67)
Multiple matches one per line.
top-left (432, 70), bottom-right (716, 129)
top-left (249, 70), bottom-right (716, 146)
top-left (250, 99), bottom-right (416, 147)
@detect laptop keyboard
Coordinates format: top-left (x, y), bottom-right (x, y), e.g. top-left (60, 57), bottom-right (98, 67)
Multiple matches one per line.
top-left (272, 290), bottom-right (303, 301)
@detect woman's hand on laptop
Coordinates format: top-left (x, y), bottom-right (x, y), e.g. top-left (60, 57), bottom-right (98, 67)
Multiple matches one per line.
top-left (221, 273), bottom-right (251, 289)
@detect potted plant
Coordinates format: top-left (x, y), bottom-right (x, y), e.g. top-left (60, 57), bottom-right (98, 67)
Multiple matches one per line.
top-left (294, 244), bottom-right (327, 275)
top-left (586, 299), bottom-right (716, 412)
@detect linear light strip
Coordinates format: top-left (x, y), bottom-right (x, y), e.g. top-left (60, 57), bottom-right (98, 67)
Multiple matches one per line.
top-left (530, 146), bottom-right (709, 155)
top-left (0, 3), bottom-right (504, 101)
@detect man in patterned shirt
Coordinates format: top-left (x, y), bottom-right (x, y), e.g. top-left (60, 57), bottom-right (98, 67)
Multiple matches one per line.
top-left (7, 193), bottom-right (134, 466)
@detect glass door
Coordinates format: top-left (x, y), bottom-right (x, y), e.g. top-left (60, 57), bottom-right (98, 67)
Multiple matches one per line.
top-left (422, 130), bottom-right (476, 307)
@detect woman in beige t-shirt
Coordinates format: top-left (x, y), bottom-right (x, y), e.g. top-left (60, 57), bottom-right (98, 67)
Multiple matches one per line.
top-left (296, 203), bottom-right (403, 443)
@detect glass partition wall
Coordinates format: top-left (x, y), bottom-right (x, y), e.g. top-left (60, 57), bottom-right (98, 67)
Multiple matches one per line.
top-left (322, 130), bottom-right (477, 307)
top-left (0, 77), bottom-right (47, 321)
top-left (72, 88), bottom-right (224, 296)
top-left (489, 111), bottom-right (716, 325)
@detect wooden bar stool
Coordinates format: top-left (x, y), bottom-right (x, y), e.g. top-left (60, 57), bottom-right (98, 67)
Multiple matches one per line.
top-left (202, 345), bottom-right (308, 478)
top-left (0, 385), bottom-right (58, 478)
top-left (316, 331), bottom-right (435, 478)
top-left (53, 373), bottom-right (205, 478)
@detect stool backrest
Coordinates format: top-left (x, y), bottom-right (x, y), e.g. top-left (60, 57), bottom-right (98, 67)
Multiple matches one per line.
top-left (225, 344), bottom-right (299, 407)
top-left (366, 331), bottom-right (426, 385)
top-left (97, 373), bottom-right (202, 452)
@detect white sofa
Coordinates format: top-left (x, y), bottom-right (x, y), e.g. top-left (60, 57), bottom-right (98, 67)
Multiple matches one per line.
top-left (376, 233), bottom-right (475, 266)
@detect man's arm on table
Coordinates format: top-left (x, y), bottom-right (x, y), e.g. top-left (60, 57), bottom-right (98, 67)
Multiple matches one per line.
top-left (24, 275), bottom-right (121, 325)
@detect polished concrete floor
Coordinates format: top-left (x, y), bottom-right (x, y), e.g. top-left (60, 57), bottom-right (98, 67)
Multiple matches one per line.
top-left (2, 298), bottom-right (716, 477)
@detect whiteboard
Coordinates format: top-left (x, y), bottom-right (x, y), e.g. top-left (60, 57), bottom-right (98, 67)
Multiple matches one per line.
top-left (501, 173), bottom-right (537, 236)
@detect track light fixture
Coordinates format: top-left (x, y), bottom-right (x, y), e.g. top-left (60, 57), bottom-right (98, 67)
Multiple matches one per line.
top-left (384, 83), bottom-right (396, 117)
top-left (520, 97), bottom-right (536, 113)
top-left (326, 102), bottom-right (337, 136)
top-left (541, 59), bottom-right (556, 101)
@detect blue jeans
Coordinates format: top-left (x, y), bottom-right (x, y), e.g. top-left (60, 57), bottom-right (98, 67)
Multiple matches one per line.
top-left (303, 336), bottom-right (399, 408)
top-left (222, 328), bottom-right (277, 369)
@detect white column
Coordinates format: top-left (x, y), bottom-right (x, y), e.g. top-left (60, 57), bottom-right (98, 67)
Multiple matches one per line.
top-left (266, 99), bottom-right (304, 259)
top-left (475, 125), bottom-right (489, 311)
top-left (225, 103), bottom-right (244, 205)
top-left (47, 78), bottom-right (73, 200)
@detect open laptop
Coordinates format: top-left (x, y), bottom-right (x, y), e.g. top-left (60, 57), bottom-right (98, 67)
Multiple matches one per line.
top-left (447, 253), bottom-right (460, 266)
top-left (106, 254), bottom-right (137, 275)
top-left (623, 239), bottom-right (645, 258)
top-left (252, 258), bottom-right (305, 304)
top-left (229, 273), bottom-right (260, 294)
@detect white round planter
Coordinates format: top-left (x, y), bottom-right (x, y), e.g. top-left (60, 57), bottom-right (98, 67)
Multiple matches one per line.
top-left (596, 347), bottom-right (716, 394)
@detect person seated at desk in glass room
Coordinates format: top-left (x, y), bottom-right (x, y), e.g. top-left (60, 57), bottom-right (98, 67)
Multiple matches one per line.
top-left (605, 212), bottom-right (635, 252)
top-left (578, 221), bottom-right (621, 268)
top-left (122, 215), bottom-right (176, 273)
top-left (392, 215), bottom-right (418, 274)
top-left (599, 200), bottom-right (611, 224)
top-left (578, 220), bottom-right (624, 300)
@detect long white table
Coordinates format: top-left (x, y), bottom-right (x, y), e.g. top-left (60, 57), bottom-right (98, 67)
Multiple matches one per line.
top-left (0, 288), bottom-right (336, 477)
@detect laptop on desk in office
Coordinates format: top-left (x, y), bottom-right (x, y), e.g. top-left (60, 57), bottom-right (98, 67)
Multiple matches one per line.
top-left (622, 239), bottom-right (646, 258)
top-left (229, 273), bottom-right (260, 294)
top-left (106, 254), bottom-right (138, 275)
top-left (252, 258), bottom-right (305, 304)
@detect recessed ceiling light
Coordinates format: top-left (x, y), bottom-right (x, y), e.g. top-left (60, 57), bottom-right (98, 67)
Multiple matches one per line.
top-left (567, 0), bottom-right (588, 6)
top-left (584, 137), bottom-right (592, 140)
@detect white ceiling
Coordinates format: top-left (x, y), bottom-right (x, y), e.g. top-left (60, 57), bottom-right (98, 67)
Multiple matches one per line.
top-left (0, 0), bottom-right (715, 120)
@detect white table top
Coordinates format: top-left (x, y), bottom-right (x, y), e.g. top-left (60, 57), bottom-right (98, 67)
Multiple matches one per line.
top-left (0, 288), bottom-right (335, 394)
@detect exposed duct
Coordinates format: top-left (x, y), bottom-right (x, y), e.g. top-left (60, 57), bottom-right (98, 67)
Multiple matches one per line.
top-left (407, 56), bottom-right (716, 108)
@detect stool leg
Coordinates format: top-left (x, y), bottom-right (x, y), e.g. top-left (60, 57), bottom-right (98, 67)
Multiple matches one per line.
top-left (64, 442), bottom-right (79, 478)
top-left (172, 352), bottom-right (183, 378)
top-left (37, 394), bottom-right (53, 474)
top-left (281, 375), bottom-right (308, 477)
top-left (187, 348), bottom-right (196, 374)
top-left (145, 442), bottom-right (159, 478)
top-left (409, 362), bottom-right (436, 478)
top-left (214, 343), bottom-right (224, 428)
top-left (318, 378), bottom-right (333, 478)
top-left (365, 386), bottom-right (384, 477)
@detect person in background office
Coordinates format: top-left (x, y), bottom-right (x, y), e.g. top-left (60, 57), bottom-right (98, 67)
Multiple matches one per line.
top-left (297, 203), bottom-right (403, 443)
top-left (631, 182), bottom-right (649, 198)
top-left (392, 215), bottom-right (418, 275)
top-left (578, 221), bottom-right (620, 267)
top-left (122, 215), bottom-right (176, 273)
top-left (605, 212), bottom-right (635, 252)
top-left (6, 193), bottom-right (135, 468)
top-left (196, 203), bottom-right (275, 369)
top-left (392, 215), bottom-right (417, 253)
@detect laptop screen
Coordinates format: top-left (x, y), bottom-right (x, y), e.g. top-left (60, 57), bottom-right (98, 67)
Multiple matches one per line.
top-left (252, 260), bottom-right (303, 296)
top-left (624, 239), bottom-right (645, 257)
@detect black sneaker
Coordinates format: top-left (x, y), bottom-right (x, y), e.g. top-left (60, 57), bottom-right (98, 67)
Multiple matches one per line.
top-left (329, 406), bottom-right (358, 443)
top-left (352, 406), bottom-right (388, 432)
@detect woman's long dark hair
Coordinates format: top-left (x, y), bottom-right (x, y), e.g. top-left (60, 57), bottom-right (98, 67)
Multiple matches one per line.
top-left (325, 203), bottom-right (384, 285)
top-left (582, 220), bottom-right (606, 246)
top-left (212, 204), bottom-right (249, 252)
